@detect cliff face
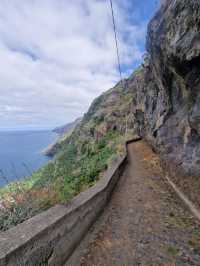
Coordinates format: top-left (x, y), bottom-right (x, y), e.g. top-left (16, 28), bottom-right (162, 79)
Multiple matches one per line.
top-left (142, 0), bottom-right (200, 178)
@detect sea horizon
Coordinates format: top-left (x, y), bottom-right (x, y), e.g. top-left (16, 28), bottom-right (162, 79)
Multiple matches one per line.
top-left (0, 129), bottom-right (58, 186)
top-left (0, 127), bottom-right (54, 132)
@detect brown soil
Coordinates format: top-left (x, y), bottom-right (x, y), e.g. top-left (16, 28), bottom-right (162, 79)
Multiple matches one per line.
top-left (67, 141), bottom-right (200, 266)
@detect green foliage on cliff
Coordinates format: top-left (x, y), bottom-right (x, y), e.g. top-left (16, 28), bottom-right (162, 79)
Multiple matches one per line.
top-left (0, 69), bottom-right (140, 231)
top-left (0, 129), bottom-right (126, 231)
top-left (33, 130), bottom-right (119, 203)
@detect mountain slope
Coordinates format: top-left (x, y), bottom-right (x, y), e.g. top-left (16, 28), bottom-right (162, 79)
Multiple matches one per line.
top-left (44, 117), bottom-right (82, 156)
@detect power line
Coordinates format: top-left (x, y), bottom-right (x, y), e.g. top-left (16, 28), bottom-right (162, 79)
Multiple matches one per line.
top-left (109, 0), bottom-right (124, 89)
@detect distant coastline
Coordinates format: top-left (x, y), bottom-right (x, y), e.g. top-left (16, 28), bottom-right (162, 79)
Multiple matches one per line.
top-left (44, 117), bottom-right (82, 157)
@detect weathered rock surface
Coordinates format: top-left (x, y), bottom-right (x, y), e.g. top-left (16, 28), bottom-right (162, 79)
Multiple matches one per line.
top-left (144, 0), bottom-right (200, 178)
top-left (126, 0), bottom-right (200, 205)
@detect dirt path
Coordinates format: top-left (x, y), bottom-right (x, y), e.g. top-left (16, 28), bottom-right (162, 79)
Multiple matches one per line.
top-left (67, 141), bottom-right (200, 266)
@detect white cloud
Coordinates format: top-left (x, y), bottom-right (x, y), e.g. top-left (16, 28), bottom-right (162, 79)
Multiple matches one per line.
top-left (0, 0), bottom-right (146, 129)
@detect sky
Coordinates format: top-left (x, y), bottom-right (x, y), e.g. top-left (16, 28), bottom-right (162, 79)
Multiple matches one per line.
top-left (0, 0), bottom-right (158, 130)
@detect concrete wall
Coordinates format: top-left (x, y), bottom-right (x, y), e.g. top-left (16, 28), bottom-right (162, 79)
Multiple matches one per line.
top-left (0, 139), bottom-right (138, 266)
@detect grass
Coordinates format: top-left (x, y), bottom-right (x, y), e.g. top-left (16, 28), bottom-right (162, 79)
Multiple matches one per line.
top-left (164, 212), bottom-right (195, 230)
top-left (189, 228), bottom-right (200, 250)
top-left (167, 245), bottom-right (180, 257)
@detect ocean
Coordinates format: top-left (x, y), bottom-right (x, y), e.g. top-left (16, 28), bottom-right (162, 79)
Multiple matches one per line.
top-left (0, 130), bottom-right (57, 187)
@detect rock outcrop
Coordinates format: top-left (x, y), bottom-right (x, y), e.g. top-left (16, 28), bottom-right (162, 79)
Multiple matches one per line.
top-left (144, 0), bottom-right (200, 178)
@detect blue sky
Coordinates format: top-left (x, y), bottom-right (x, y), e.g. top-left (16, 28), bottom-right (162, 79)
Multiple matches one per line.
top-left (0, 0), bottom-right (158, 130)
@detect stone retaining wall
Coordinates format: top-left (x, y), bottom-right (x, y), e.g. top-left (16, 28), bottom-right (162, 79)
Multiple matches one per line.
top-left (0, 139), bottom-right (139, 266)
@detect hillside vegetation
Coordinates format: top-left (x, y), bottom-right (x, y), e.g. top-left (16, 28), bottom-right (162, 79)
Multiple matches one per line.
top-left (0, 78), bottom-right (138, 231)
top-left (0, 0), bottom-right (199, 231)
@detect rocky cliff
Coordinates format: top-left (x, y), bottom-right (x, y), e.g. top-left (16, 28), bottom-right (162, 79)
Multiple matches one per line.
top-left (144, 0), bottom-right (200, 177)
top-left (133, 0), bottom-right (200, 204)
